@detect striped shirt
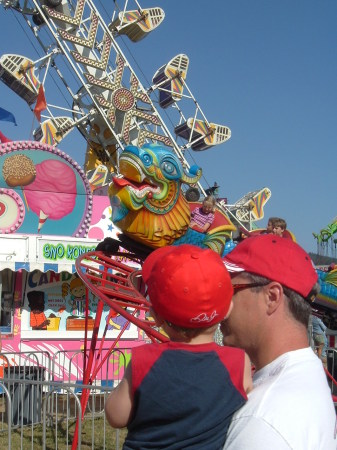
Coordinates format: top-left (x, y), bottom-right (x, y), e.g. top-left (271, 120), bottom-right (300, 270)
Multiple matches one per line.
top-left (191, 206), bottom-right (214, 228)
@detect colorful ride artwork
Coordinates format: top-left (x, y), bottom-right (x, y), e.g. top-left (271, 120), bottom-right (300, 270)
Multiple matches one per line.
top-left (312, 219), bottom-right (337, 313)
top-left (315, 268), bottom-right (337, 312)
top-left (313, 218), bottom-right (337, 247)
top-left (108, 143), bottom-right (236, 255)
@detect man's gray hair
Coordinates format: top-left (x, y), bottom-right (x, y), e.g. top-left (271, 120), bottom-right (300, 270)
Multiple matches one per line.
top-left (240, 272), bottom-right (319, 327)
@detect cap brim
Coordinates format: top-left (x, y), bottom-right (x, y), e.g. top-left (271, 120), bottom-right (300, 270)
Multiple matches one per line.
top-left (222, 260), bottom-right (245, 273)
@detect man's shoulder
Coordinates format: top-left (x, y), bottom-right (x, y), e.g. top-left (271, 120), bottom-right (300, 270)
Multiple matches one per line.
top-left (225, 375), bottom-right (336, 449)
top-left (224, 350), bottom-right (336, 450)
top-left (255, 348), bottom-right (322, 379)
top-left (234, 350), bottom-right (335, 421)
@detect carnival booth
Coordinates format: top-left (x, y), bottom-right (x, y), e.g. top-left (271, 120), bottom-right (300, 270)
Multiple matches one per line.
top-left (0, 140), bottom-right (143, 380)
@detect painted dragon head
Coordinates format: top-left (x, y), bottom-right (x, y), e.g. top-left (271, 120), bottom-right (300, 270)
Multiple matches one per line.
top-left (110, 143), bottom-right (201, 219)
top-left (108, 143), bottom-right (202, 247)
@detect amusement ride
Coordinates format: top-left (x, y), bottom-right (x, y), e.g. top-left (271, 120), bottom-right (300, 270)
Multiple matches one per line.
top-left (0, 0), bottom-right (336, 445)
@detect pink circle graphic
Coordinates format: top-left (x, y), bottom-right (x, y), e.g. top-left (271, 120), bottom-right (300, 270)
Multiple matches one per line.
top-left (0, 188), bottom-right (25, 234)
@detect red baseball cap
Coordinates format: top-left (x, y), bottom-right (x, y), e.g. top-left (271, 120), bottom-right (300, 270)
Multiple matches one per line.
top-left (142, 244), bottom-right (233, 328)
top-left (223, 234), bottom-right (317, 298)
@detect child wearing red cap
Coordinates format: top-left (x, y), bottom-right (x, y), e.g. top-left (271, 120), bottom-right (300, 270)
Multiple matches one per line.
top-left (105, 244), bottom-right (252, 449)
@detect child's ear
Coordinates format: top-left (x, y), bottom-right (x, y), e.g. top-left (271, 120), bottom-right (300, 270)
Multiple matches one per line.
top-left (150, 307), bottom-right (164, 326)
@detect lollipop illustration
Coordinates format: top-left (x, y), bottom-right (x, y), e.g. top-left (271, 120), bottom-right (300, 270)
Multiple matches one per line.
top-left (23, 159), bottom-right (77, 232)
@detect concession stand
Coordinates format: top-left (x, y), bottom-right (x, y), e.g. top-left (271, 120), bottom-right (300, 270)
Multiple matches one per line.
top-left (0, 140), bottom-right (143, 378)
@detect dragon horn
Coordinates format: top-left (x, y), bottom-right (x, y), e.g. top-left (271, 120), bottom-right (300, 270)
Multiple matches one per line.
top-left (181, 164), bottom-right (202, 185)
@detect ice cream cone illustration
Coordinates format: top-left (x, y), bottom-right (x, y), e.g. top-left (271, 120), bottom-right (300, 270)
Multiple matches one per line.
top-left (38, 210), bottom-right (48, 233)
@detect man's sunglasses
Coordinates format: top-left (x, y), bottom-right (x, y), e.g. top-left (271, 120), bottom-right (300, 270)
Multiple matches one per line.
top-left (231, 282), bottom-right (269, 295)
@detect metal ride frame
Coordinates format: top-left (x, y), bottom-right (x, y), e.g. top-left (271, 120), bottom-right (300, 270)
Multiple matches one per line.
top-left (73, 248), bottom-right (168, 449)
top-left (0, 0), bottom-right (256, 228)
top-left (1, 0), bottom-right (227, 191)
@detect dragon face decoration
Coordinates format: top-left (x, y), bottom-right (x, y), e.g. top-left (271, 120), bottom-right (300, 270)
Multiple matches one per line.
top-left (109, 143), bottom-right (202, 248)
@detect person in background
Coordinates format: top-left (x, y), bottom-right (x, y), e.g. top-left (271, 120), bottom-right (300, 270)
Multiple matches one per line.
top-left (205, 181), bottom-right (220, 197)
top-left (265, 216), bottom-right (280, 233)
top-left (221, 234), bottom-right (336, 450)
top-left (233, 227), bottom-right (251, 243)
top-left (105, 244), bottom-right (252, 450)
top-left (273, 217), bottom-right (287, 237)
top-left (189, 195), bottom-right (216, 233)
top-left (312, 314), bottom-right (328, 366)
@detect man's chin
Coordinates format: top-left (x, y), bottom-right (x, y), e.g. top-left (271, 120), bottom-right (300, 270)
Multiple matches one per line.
top-left (222, 336), bottom-right (234, 347)
top-left (220, 324), bottom-right (232, 345)
top-left (222, 330), bottom-right (239, 347)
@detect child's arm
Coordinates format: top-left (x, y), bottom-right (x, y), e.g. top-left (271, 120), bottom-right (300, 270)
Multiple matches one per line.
top-left (105, 363), bottom-right (133, 428)
top-left (189, 220), bottom-right (203, 232)
top-left (198, 214), bottom-right (214, 233)
top-left (201, 221), bottom-right (212, 233)
top-left (189, 209), bottom-right (198, 229)
top-left (190, 221), bottom-right (211, 233)
top-left (243, 353), bottom-right (253, 394)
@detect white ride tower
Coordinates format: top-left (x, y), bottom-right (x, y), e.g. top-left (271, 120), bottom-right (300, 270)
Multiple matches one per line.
top-left (0, 0), bottom-right (232, 205)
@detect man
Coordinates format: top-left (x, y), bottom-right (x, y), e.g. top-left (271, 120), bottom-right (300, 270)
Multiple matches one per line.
top-left (312, 314), bottom-right (328, 365)
top-left (221, 234), bottom-right (336, 450)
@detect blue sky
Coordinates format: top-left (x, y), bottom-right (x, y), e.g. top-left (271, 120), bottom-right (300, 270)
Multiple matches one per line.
top-left (0, 0), bottom-right (336, 254)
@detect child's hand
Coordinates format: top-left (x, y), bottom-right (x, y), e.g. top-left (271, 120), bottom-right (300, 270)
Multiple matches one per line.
top-left (190, 225), bottom-right (204, 233)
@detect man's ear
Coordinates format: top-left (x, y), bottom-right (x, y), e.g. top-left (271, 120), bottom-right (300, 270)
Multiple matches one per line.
top-left (266, 282), bottom-right (283, 315)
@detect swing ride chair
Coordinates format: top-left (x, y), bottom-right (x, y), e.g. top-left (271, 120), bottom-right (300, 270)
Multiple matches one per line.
top-left (0, 0), bottom-right (251, 247)
top-left (0, 0), bottom-right (251, 242)
top-left (0, 0), bottom-right (234, 202)
top-left (75, 249), bottom-right (168, 347)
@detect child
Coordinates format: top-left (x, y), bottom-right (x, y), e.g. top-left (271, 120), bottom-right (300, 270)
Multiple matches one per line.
top-left (105, 244), bottom-right (252, 449)
top-left (272, 218), bottom-right (287, 237)
top-left (265, 216), bottom-right (280, 234)
top-left (189, 195), bottom-right (216, 233)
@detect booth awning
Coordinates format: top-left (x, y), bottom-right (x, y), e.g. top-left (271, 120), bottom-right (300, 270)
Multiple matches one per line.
top-left (1, 260), bottom-right (77, 273)
top-left (0, 234), bottom-right (101, 273)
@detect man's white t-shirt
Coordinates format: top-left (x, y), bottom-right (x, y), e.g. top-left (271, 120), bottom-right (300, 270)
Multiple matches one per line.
top-left (224, 348), bottom-right (336, 449)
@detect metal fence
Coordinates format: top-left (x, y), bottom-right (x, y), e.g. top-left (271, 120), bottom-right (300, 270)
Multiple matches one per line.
top-left (0, 346), bottom-right (336, 449)
top-left (0, 349), bottom-right (127, 449)
top-left (327, 348), bottom-right (337, 396)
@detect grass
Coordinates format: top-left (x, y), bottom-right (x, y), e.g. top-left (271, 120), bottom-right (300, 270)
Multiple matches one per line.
top-left (0, 417), bottom-right (128, 449)
top-left (0, 386), bottom-right (128, 449)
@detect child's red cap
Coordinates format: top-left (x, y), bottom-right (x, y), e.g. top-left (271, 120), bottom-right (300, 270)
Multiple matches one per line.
top-left (142, 244), bottom-right (233, 328)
